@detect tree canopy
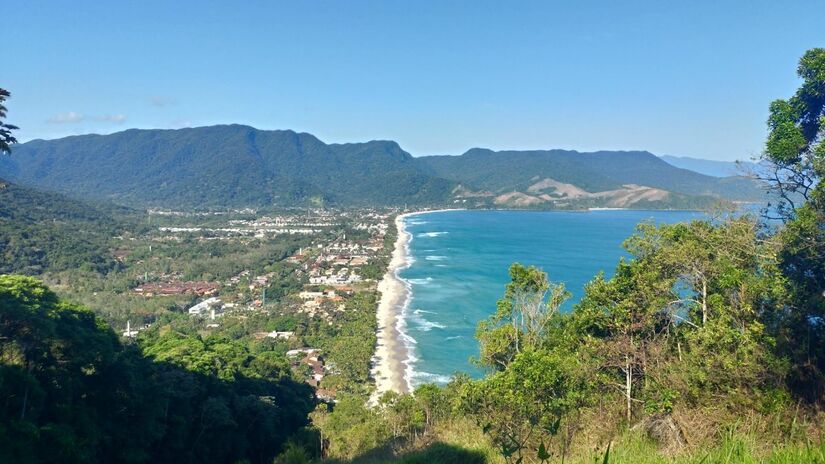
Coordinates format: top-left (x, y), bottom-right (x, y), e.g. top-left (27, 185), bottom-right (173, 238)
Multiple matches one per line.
top-left (0, 275), bottom-right (315, 464)
top-left (0, 88), bottom-right (18, 155)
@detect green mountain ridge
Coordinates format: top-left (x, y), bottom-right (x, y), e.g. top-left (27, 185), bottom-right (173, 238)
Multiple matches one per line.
top-left (0, 125), bottom-right (766, 209)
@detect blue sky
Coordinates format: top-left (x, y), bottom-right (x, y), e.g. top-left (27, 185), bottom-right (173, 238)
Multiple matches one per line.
top-left (3, 1), bottom-right (822, 160)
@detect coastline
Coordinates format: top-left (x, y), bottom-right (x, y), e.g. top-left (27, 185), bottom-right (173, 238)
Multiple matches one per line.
top-left (371, 209), bottom-right (462, 401)
top-left (368, 206), bottom-right (708, 401)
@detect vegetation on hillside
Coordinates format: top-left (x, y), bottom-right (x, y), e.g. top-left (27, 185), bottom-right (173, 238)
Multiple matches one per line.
top-left (0, 180), bottom-right (136, 275)
top-left (0, 126), bottom-right (761, 210)
top-left (297, 48), bottom-right (825, 464)
top-left (0, 275), bottom-right (315, 464)
top-left (419, 148), bottom-right (764, 201)
top-left (0, 48), bottom-right (822, 464)
top-left (0, 126), bottom-right (456, 209)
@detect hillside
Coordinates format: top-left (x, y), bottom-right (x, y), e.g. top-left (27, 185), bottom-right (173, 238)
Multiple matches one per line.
top-left (0, 179), bottom-right (130, 274)
top-left (0, 125), bottom-right (455, 209)
top-left (0, 125), bottom-right (766, 210)
top-left (419, 148), bottom-right (764, 208)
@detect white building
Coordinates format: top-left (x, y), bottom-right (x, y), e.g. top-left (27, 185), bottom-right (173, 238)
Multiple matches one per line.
top-left (188, 297), bottom-right (222, 316)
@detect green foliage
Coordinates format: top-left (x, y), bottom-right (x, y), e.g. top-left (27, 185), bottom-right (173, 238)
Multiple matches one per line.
top-left (0, 88), bottom-right (18, 155)
top-left (303, 292), bottom-right (379, 393)
top-left (476, 263), bottom-right (569, 370)
top-left (0, 126), bottom-right (455, 209)
top-left (465, 213), bottom-right (811, 462)
top-left (0, 181), bottom-right (131, 275)
top-left (317, 395), bottom-right (390, 459)
top-left (760, 48), bottom-right (824, 217)
top-left (394, 442), bottom-right (488, 464)
top-left (274, 441), bottom-right (311, 464)
top-left (461, 349), bottom-right (591, 463)
top-left (758, 47), bottom-right (825, 402)
top-left (0, 275), bottom-right (314, 464)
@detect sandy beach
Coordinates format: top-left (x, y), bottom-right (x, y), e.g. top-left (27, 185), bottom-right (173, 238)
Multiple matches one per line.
top-left (370, 209), bottom-right (463, 402)
top-left (370, 213), bottom-right (413, 401)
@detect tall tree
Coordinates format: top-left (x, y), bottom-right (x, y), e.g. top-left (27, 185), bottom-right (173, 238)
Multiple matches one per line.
top-left (758, 48), bottom-right (825, 401)
top-left (759, 48), bottom-right (824, 218)
top-left (0, 88), bottom-right (18, 155)
top-left (476, 263), bottom-right (569, 370)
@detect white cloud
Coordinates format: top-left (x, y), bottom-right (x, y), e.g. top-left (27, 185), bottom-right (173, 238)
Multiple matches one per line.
top-left (47, 111), bottom-right (85, 124)
top-left (46, 112), bottom-right (127, 124)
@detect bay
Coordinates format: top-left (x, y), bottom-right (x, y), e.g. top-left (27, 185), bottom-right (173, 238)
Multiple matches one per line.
top-left (399, 209), bottom-right (703, 387)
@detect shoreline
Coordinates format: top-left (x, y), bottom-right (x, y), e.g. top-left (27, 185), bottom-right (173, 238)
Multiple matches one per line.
top-left (370, 209), bottom-right (463, 401)
top-left (367, 206), bottom-right (708, 401)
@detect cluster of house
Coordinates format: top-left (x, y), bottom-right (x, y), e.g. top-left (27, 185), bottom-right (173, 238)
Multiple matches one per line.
top-left (152, 210), bottom-right (350, 239)
top-left (229, 270), bottom-right (274, 291)
top-left (147, 209), bottom-right (242, 217)
top-left (352, 218), bottom-right (390, 236)
top-left (297, 289), bottom-right (348, 320)
top-left (157, 226), bottom-right (320, 238)
top-left (133, 281), bottom-right (220, 296)
top-left (126, 208), bottom-right (400, 402)
top-left (227, 214), bottom-right (339, 229)
top-left (297, 239), bottom-right (380, 286)
top-left (308, 267), bottom-right (363, 286)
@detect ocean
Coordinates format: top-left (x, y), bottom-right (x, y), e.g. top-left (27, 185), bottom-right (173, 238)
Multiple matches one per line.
top-left (398, 209), bottom-right (703, 387)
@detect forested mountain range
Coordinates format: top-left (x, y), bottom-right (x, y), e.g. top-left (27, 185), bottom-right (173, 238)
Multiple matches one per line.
top-left (0, 125), bottom-right (766, 209)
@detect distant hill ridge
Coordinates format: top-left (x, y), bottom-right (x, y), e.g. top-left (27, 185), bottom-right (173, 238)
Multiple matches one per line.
top-left (0, 124), bottom-right (765, 209)
top-left (658, 155), bottom-right (759, 178)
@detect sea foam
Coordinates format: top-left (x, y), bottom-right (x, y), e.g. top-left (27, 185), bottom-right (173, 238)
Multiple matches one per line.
top-left (419, 231), bottom-right (448, 237)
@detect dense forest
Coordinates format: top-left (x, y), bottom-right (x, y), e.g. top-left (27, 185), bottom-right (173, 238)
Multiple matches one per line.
top-left (1, 49), bottom-right (824, 463)
top-left (0, 179), bottom-right (137, 275)
top-left (0, 275), bottom-right (315, 464)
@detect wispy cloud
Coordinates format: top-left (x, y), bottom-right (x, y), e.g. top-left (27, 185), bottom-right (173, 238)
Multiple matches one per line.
top-left (149, 96), bottom-right (177, 107)
top-left (47, 112), bottom-right (127, 124)
top-left (47, 111), bottom-right (85, 124)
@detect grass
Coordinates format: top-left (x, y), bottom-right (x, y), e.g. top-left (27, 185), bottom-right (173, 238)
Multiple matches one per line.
top-left (314, 417), bottom-right (824, 463)
top-left (576, 432), bottom-right (825, 464)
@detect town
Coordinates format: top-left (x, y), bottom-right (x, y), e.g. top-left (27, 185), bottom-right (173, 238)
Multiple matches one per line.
top-left (108, 207), bottom-right (397, 401)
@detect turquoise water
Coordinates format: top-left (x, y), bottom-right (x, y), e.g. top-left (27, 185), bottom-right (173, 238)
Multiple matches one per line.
top-left (399, 209), bottom-right (702, 387)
